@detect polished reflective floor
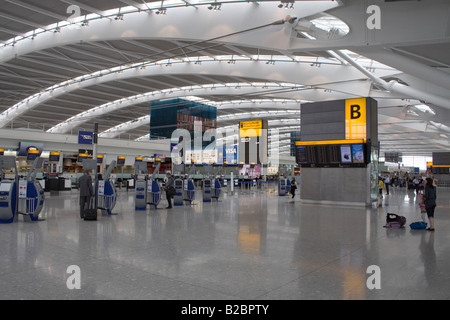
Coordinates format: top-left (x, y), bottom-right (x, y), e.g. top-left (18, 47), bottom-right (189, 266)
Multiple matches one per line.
top-left (1, 184), bottom-right (449, 300)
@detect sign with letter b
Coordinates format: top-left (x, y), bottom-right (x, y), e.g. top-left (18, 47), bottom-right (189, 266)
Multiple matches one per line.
top-left (345, 98), bottom-right (366, 140)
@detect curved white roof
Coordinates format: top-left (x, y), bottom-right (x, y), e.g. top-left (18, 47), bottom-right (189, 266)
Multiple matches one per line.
top-left (0, 0), bottom-right (449, 156)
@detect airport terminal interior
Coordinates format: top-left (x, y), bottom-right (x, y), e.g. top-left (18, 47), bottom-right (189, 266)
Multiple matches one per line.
top-left (0, 0), bottom-right (450, 300)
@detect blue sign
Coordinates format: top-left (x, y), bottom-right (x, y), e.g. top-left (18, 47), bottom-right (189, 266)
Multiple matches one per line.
top-left (17, 142), bottom-right (44, 156)
top-left (78, 131), bottom-right (93, 145)
top-left (223, 145), bottom-right (238, 164)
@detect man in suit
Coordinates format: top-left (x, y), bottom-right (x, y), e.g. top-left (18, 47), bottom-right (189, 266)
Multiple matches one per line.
top-left (79, 169), bottom-right (94, 218)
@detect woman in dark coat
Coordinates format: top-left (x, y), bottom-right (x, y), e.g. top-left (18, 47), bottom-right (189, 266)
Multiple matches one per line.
top-left (423, 178), bottom-right (437, 231)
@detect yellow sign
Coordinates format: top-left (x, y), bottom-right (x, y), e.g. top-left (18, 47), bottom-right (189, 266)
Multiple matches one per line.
top-left (97, 155), bottom-right (104, 159)
top-left (118, 156), bottom-right (126, 159)
top-left (239, 120), bottom-right (263, 137)
top-left (295, 139), bottom-right (365, 146)
top-left (78, 153), bottom-right (88, 157)
top-left (426, 162), bottom-right (433, 167)
top-left (50, 152), bottom-right (60, 156)
top-left (28, 149), bottom-right (40, 154)
top-left (345, 98), bottom-right (367, 141)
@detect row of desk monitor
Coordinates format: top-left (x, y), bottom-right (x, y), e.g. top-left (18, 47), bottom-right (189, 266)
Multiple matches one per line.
top-left (296, 143), bottom-right (368, 167)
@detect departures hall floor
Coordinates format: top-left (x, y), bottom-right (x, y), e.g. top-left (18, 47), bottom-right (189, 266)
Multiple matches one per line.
top-left (0, 184), bottom-right (449, 300)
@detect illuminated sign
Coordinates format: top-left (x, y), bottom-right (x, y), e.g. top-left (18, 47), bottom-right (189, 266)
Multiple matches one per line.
top-left (345, 98), bottom-right (367, 141)
top-left (49, 152), bottom-right (60, 162)
top-left (78, 131), bottom-right (93, 145)
top-left (117, 156), bottom-right (126, 165)
top-left (239, 120), bottom-right (263, 137)
top-left (295, 139), bottom-right (365, 146)
top-left (0, 148), bottom-right (4, 155)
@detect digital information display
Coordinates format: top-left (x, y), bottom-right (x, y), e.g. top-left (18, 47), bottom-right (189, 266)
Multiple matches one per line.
top-left (295, 146), bottom-right (308, 165)
top-left (340, 145), bottom-right (352, 164)
top-left (295, 140), bottom-right (367, 167)
top-left (351, 144), bottom-right (365, 164)
top-left (27, 152), bottom-right (40, 161)
top-left (49, 152), bottom-right (60, 162)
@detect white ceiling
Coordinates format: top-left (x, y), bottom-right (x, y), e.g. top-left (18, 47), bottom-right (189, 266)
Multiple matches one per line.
top-left (0, 0), bottom-right (449, 156)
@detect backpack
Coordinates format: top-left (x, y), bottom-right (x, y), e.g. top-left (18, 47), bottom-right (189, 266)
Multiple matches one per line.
top-left (385, 213), bottom-right (406, 228)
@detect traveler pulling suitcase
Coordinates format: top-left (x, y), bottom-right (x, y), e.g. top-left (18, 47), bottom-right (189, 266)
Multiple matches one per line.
top-left (84, 198), bottom-right (98, 221)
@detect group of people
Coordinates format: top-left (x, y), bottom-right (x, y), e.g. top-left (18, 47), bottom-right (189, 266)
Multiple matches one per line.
top-left (377, 173), bottom-right (438, 231)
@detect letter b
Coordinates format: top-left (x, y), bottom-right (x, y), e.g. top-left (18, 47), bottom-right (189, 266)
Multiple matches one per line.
top-left (351, 105), bottom-right (361, 119)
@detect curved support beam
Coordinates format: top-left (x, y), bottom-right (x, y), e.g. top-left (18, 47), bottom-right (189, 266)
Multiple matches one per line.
top-left (0, 1), bottom-right (340, 63)
top-left (335, 50), bottom-right (450, 110)
top-left (101, 108), bottom-right (301, 139)
top-left (354, 47), bottom-right (450, 91)
top-left (2, 58), bottom-right (379, 129)
top-left (99, 115), bottom-right (150, 138)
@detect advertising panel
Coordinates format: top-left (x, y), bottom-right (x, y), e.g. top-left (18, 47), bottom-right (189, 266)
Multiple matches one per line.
top-left (340, 145), bottom-right (352, 164)
top-left (78, 131), bottom-right (94, 145)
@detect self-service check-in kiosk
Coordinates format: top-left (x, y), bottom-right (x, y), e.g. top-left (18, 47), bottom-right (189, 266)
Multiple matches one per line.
top-left (202, 165), bottom-right (212, 202)
top-left (183, 165), bottom-right (196, 205)
top-left (211, 165), bottom-right (222, 202)
top-left (0, 156), bottom-right (18, 224)
top-left (172, 164), bottom-right (185, 206)
top-left (21, 157), bottom-right (45, 221)
top-left (134, 162), bottom-right (148, 210)
top-left (147, 162), bottom-right (162, 209)
top-left (278, 178), bottom-right (287, 196)
top-left (98, 160), bottom-right (117, 216)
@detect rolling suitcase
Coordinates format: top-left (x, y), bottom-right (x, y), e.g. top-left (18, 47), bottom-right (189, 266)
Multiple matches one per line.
top-left (84, 198), bottom-right (98, 221)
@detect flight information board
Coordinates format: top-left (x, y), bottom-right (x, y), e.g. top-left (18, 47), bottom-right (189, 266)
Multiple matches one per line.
top-left (295, 140), bottom-right (368, 167)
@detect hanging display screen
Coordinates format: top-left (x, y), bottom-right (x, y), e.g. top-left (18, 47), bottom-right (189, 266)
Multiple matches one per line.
top-left (295, 140), bottom-right (367, 167)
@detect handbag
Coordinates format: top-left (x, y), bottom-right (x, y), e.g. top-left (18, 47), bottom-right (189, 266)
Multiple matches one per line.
top-left (167, 186), bottom-right (176, 196)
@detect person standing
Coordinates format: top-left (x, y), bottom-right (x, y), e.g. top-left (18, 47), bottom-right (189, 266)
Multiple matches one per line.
top-left (378, 176), bottom-right (384, 198)
top-left (79, 169), bottom-right (94, 219)
top-left (413, 176), bottom-right (420, 194)
top-left (385, 175), bottom-right (390, 195)
top-left (164, 172), bottom-right (175, 209)
top-left (423, 178), bottom-right (437, 231)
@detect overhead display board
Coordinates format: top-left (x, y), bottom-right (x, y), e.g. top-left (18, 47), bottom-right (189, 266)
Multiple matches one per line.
top-left (297, 98), bottom-right (378, 167)
top-left (295, 140), bottom-right (367, 167)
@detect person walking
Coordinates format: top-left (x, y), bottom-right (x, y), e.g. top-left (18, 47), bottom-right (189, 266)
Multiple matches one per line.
top-left (290, 177), bottom-right (297, 199)
top-left (164, 172), bottom-right (175, 209)
top-left (423, 178), bottom-right (437, 231)
top-left (79, 169), bottom-right (94, 219)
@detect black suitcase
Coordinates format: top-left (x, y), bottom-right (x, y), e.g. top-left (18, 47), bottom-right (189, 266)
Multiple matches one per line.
top-left (84, 199), bottom-right (98, 221)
